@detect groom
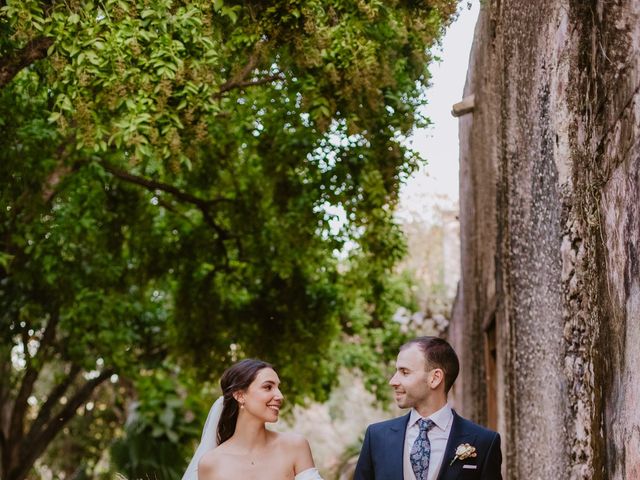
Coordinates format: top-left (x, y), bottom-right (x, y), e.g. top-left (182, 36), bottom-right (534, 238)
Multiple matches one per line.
top-left (354, 336), bottom-right (502, 480)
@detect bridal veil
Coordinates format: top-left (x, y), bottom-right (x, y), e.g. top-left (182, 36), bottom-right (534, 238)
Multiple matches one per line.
top-left (181, 396), bottom-right (224, 480)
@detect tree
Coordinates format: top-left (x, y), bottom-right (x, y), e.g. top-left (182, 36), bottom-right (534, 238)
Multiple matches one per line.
top-left (0, 0), bottom-right (458, 477)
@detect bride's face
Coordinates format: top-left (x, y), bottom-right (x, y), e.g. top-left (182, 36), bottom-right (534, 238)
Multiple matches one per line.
top-left (241, 367), bottom-right (284, 423)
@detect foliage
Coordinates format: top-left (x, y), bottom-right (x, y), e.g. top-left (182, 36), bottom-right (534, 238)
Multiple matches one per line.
top-left (331, 269), bottom-right (423, 396)
top-left (109, 367), bottom-right (213, 480)
top-left (0, 0), bottom-right (458, 478)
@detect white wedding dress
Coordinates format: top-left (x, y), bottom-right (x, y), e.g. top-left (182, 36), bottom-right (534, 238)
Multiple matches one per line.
top-left (294, 468), bottom-right (323, 480)
top-left (182, 397), bottom-right (324, 480)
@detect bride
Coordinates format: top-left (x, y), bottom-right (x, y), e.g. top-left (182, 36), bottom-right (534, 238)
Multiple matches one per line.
top-left (182, 358), bottom-right (323, 480)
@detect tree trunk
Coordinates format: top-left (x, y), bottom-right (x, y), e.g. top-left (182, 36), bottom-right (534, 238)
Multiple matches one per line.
top-left (1, 367), bottom-right (114, 480)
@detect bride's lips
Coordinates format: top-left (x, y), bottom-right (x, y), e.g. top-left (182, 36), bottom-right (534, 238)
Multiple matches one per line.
top-left (267, 404), bottom-right (281, 413)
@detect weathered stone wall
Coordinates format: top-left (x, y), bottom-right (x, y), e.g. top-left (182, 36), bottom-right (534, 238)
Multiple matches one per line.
top-left (452, 1), bottom-right (640, 479)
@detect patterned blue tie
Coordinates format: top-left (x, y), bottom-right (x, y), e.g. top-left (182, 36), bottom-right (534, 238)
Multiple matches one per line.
top-left (410, 418), bottom-right (436, 480)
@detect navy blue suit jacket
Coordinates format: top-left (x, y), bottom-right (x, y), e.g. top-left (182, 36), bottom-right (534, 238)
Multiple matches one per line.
top-left (353, 411), bottom-right (502, 480)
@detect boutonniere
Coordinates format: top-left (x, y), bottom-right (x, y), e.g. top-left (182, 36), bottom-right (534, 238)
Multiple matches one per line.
top-left (450, 443), bottom-right (477, 465)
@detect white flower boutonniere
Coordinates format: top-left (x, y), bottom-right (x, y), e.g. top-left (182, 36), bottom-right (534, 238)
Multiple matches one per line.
top-left (450, 443), bottom-right (477, 466)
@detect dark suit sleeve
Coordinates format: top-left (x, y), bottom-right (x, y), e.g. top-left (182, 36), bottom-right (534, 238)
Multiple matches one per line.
top-left (480, 432), bottom-right (502, 480)
top-left (353, 425), bottom-right (374, 480)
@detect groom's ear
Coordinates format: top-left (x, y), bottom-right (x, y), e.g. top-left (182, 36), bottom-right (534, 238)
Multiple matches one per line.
top-left (429, 368), bottom-right (445, 390)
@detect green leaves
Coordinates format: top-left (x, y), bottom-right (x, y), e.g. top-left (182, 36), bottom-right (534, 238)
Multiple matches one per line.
top-left (110, 366), bottom-right (211, 479)
top-left (1, 0), bottom-right (457, 475)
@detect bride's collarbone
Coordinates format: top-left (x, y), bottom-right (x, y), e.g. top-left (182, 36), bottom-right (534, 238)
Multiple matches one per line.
top-left (212, 463), bottom-right (295, 480)
top-left (214, 449), bottom-right (296, 479)
top-left (228, 448), bottom-right (273, 465)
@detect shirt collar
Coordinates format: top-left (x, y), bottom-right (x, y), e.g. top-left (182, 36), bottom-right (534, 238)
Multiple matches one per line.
top-left (409, 403), bottom-right (453, 432)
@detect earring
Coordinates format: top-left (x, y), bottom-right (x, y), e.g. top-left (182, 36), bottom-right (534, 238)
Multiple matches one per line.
top-left (240, 402), bottom-right (245, 409)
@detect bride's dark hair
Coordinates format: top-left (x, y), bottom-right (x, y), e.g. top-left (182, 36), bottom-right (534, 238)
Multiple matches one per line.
top-left (217, 358), bottom-right (273, 444)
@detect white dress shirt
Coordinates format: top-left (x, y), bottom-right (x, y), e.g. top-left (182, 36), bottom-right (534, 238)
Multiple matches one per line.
top-left (403, 404), bottom-right (453, 480)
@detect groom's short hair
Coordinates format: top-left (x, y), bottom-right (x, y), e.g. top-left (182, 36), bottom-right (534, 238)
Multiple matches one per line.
top-left (401, 336), bottom-right (460, 393)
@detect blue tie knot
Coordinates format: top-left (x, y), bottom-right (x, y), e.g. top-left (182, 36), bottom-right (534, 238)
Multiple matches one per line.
top-left (418, 418), bottom-right (436, 432)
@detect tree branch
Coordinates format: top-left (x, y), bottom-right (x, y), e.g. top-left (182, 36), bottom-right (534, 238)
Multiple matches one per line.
top-left (4, 145), bottom-right (78, 240)
top-left (21, 364), bottom-right (80, 449)
top-left (0, 37), bottom-right (54, 89)
top-left (213, 41), bottom-right (283, 98)
top-left (11, 369), bottom-right (114, 480)
top-left (41, 158), bottom-right (73, 203)
top-left (102, 163), bottom-right (226, 210)
top-left (220, 47), bottom-right (262, 89)
top-left (37, 313), bottom-right (60, 359)
top-left (8, 367), bottom-right (37, 449)
top-left (101, 163), bottom-right (232, 240)
top-left (0, 428), bottom-right (5, 477)
top-left (0, 340), bottom-right (13, 404)
top-left (0, 314), bottom-right (19, 476)
top-left (214, 73), bottom-right (285, 98)
top-left (4, 363), bottom-right (37, 480)
top-left (6, 314), bottom-right (60, 467)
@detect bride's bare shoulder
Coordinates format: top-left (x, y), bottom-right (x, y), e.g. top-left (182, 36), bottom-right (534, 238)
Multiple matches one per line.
top-left (273, 430), bottom-right (310, 449)
top-left (197, 448), bottom-right (223, 479)
top-left (272, 431), bottom-right (315, 473)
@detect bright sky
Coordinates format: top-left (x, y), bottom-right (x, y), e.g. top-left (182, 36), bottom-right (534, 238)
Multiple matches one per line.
top-left (398, 1), bottom-right (479, 222)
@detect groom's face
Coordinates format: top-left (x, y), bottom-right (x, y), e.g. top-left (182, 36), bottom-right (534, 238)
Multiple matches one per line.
top-left (389, 344), bottom-right (431, 409)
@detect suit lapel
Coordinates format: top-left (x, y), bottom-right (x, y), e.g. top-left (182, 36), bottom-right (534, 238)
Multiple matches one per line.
top-left (385, 413), bottom-right (411, 480)
top-left (436, 411), bottom-right (475, 480)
